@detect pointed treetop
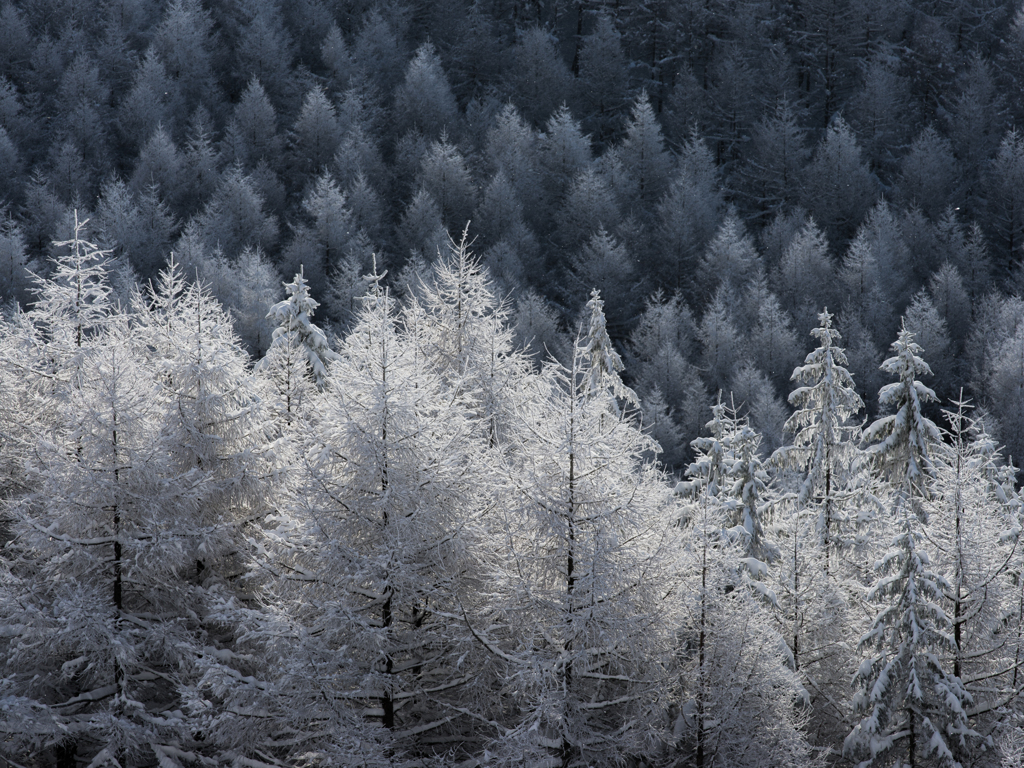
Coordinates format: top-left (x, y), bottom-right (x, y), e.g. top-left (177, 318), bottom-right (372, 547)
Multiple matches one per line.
top-left (580, 289), bottom-right (637, 407)
top-left (864, 320), bottom-right (942, 506)
top-left (32, 212), bottom-right (113, 349)
top-left (263, 266), bottom-right (339, 387)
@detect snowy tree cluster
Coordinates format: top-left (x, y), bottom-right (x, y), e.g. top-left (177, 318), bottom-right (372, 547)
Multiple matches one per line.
top-left (2, 0), bottom-right (1024, 469)
top-left (3, 229), bottom-right (1024, 768)
top-left (4, 0), bottom-right (1024, 764)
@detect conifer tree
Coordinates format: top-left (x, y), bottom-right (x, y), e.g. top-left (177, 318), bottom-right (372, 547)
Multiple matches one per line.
top-left (926, 398), bottom-right (1024, 757)
top-left (847, 325), bottom-right (976, 768)
top-left (482, 293), bottom-right (675, 766)
top-left (261, 268), bottom-right (338, 389)
top-left (212, 273), bottom-right (492, 764)
top-left (777, 308), bottom-right (865, 565)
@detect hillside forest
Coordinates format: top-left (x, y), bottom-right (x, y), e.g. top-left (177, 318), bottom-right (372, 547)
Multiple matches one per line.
top-left (4, 0), bottom-right (1024, 765)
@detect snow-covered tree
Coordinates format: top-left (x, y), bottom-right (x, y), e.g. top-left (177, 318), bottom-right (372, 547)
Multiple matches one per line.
top-left (847, 324), bottom-right (975, 768)
top-left (845, 507), bottom-right (978, 768)
top-left (926, 398), bottom-right (1024, 757)
top-left (777, 308), bottom-right (865, 564)
top-left (481, 295), bottom-right (676, 766)
top-left (672, 464), bottom-right (817, 768)
top-left (393, 42), bottom-right (459, 140)
top-left (1, 244), bottom-right (269, 765)
top-left (404, 232), bottom-right (533, 446)
top-left (863, 323), bottom-right (943, 517)
top-left (260, 268), bottom-right (338, 388)
top-left (209, 274), bottom-right (492, 763)
top-left (800, 115), bottom-right (877, 246)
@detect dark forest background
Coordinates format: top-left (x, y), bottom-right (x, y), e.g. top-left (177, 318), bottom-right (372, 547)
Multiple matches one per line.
top-left (3, 0), bottom-right (1024, 470)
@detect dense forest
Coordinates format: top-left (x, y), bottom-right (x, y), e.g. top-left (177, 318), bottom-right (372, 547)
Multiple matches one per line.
top-left (3, 0), bottom-right (1024, 764)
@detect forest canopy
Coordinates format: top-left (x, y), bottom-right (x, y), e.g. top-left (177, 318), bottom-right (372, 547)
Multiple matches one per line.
top-left (3, 0), bottom-right (1024, 765)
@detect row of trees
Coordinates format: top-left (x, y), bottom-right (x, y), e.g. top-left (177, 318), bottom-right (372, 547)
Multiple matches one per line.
top-left (2, 231), bottom-right (1023, 767)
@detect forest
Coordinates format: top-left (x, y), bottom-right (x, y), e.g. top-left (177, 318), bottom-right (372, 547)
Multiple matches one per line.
top-left (3, 0), bottom-right (1024, 764)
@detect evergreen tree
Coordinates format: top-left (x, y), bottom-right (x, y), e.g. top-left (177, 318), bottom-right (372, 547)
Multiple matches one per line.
top-left (847, 324), bottom-right (973, 768)
top-left (777, 308), bottom-right (864, 565)
top-left (260, 268), bottom-right (338, 388)
top-left (607, 91), bottom-right (671, 217)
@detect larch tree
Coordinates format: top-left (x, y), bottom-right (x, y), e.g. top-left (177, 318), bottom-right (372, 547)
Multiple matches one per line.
top-left (403, 232), bottom-right (533, 447)
top-left (480, 291), bottom-right (677, 766)
top-left (672, 404), bottom-right (817, 768)
top-left (0, 235), bottom-right (268, 766)
top-left (926, 398), bottom-right (1024, 758)
top-left (207, 273), bottom-right (495, 764)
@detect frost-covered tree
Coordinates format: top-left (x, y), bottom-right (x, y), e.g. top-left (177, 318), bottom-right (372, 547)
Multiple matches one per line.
top-left (1, 243), bottom-right (269, 765)
top-left (654, 136), bottom-right (724, 298)
top-left (607, 91), bottom-right (671, 217)
top-left (507, 26), bottom-right (573, 126)
top-left (260, 268), bottom-right (338, 388)
top-left (777, 308), bottom-right (865, 565)
top-left (0, 216), bottom-right (33, 305)
top-left (416, 134), bottom-right (475, 233)
top-left (538, 104), bottom-right (592, 215)
top-left (846, 324), bottom-right (974, 768)
top-left (288, 84), bottom-right (343, 179)
top-left (194, 165), bottom-right (279, 260)
top-left (800, 115), bottom-right (877, 246)
top-left (926, 399), bottom-right (1024, 757)
top-left (220, 78), bottom-right (282, 173)
top-left (698, 213), bottom-right (762, 305)
top-left (699, 288), bottom-right (743, 394)
top-left (903, 291), bottom-right (954, 403)
top-left (573, 14), bottom-right (628, 143)
top-left (280, 170), bottom-right (355, 287)
top-left (896, 126), bottom-right (961, 221)
top-left (845, 507), bottom-right (978, 768)
top-left (773, 218), bottom-right (835, 338)
top-left (404, 233), bottom-right (533, 446)
top-left (750, 291), bottom-right (802, 389)
top-left (116, 48), bottom-right (181, 153)
top-left (569, 228), bottom-right (637, 332)
top-left (741, 98), bottom-right (811, 223)
top-left (672, 443), bottom-right (816, 768)
top-left (393, 42), bottom-right (459, 140)
top-left (481, 294), bottom-right (676, 766)
top-left (554, 166), bottom-right (619, 252)
top-left (208, 275), bottom-right (492, 763)
top-left (863, 323), bottom-right (942, 515)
